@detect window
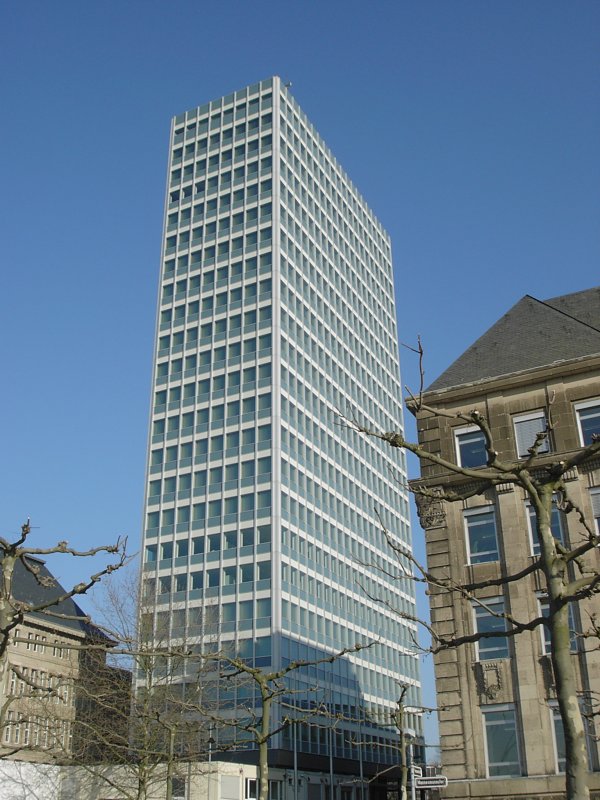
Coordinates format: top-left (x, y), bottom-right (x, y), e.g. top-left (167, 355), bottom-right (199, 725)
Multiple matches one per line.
top-left (224, 497), bottom-right (238, 515)
top-left (239, 600), bottom-right (253, 620)
top-left (146, 544), bottom-right (157, 563)
top-left (474, 598), bottom-right (509, 660)
top-left (268, 782), bottom-right (282, 800)
top-left (464, 507), bottom-right (499, 563)
top-left (539, 599), bottom-right (578, 653)
top-left (550, 702), bottom-right (596, 773)
top-left (257, 490), bottom-right (271, 509)
top-left (177, 540), bottom-right (189, 558)
top-left (591, 488), bottom-right (600, 534)
top-left (224, 531), bottom-right (237, 549)
top-left (257, 598), bottom-right (271, 618)
top-left (575, 400), bottom-right (600, 446)
top-left (258, 524), bottom-right (271, 543)
top-left (223, 566), bottom-right (236, 586)
top-left (192, 537), bottom-right (204, 555)
top-left (455, 426), bottom-right (487, 468)
top-left (513, 411), bottom-right (550, 457)
top-left (171, 777), bottom-right (186, 800)
top-left (257, 561), bottom-right (271, 579)
top-left (551, 705), bottom-right (567, 773)
top-left (527, 498), bottom-right (566, 556)
top-left (483, 705), bottom-right (521, 777)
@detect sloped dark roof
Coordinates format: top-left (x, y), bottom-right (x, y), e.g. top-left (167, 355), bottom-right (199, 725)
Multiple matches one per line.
top-left (5, 556), bottom-right (108, 640)
top-left (427, 286), bottom-right (600, 392)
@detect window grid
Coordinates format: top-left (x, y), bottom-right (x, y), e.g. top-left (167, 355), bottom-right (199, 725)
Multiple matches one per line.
top-left (144, 78), bottom-right (421, 760)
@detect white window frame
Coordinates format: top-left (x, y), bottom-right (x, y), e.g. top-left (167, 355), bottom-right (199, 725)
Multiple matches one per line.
top-left (575, 399), bottom-right (600, 446)
top-left (454, 425), bottom-right (487, 468)
top-left (513, 411), bottom-right (550, 458)
top-left (464, 506), bottom-right (499, 564)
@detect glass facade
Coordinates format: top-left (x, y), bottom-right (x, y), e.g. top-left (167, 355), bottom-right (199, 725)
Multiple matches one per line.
top-left (142, 77), bottom-right (422, 764)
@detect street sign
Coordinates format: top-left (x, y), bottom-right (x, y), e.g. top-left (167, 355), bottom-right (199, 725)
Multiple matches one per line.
top-left (410, 765), bottom-right (423, 778)
top-left (414, 776), bottom-right (448, 789)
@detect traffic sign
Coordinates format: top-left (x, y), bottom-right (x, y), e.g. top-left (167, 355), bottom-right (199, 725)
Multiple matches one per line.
top-left (410, 765), bottom-right (423, 778)
top-left (414, 776), bottom-right (448, 789)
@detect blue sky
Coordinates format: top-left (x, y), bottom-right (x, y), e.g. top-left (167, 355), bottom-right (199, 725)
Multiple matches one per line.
top-left (1, 0), bottom-right (599, 744)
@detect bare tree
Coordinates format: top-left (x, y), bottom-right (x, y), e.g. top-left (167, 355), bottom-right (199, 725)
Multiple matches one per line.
top-left (71, 573), bottom-right (372, 800)
top-left (0, 759), bottom-right (61, 800)
top-left (0, 520), bottom-right (127, 761)
top-left (65, 570), bottom-right (219, 800)
top-left (205, 643), bottom-right (371, 800)
top-left (347, 386), bottom-right (600, 800)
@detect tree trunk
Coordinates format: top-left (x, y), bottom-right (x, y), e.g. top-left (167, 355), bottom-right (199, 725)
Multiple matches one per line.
top-left (165, 725), bottom-right (175, 800)
top-left (258, 694), bottom-right (271, 800)
top-left (394, 703), bottom-right (408, 800)
top-left (538, 494), bottom-right (590, 800)
top-left (550, 602), bottom-right (589, 800)
top-left (0, 555), bottom-right (18, 734)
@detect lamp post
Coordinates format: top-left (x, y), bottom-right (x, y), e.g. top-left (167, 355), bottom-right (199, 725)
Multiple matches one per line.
top-left (207, 725), bottom-right (215, 800)
top-left (293, 718), bottom-right (298, 800)
top-left (328, 725), bottom-right (334, 800)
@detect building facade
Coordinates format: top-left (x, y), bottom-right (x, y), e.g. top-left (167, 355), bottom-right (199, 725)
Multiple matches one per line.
top-left (412, 288), bottom-right (600, 797)
top-left (0, 557), bottom-right (115, 763)
top-left (141, 77), bottom-right (421, 771)
top-left (53, 758), bottom-right (398, 800)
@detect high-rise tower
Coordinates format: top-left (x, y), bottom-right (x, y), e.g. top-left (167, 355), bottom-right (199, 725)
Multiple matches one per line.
top-left (142, 77), bottom-right (422, 770)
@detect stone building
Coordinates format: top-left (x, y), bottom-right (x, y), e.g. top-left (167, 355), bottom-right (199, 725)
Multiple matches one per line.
top-left (411, 287), bottom-right (600, 797)
top-left (0, 556), bottom-right (124, 763)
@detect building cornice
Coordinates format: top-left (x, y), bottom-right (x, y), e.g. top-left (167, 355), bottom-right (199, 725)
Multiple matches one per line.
top-left (413, 352), bottom-right (600, 407)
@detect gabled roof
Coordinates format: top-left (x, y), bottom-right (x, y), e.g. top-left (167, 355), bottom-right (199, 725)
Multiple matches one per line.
top-left (4, 556), bottom-right (108, 640)
top-left (427, 286), bottom-right (600, 392)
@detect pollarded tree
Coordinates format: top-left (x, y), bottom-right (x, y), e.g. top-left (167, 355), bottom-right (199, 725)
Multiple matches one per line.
top-left (205, 642), bottom-right (371, 800)
top-left (349, 393), bottom-right (600, 800)
top-left (66, 571), bottom-right (219, 800)
top-left (0, 519), bottom-right (127, 759)
top-left (77, 572), bottom-right (371, 800)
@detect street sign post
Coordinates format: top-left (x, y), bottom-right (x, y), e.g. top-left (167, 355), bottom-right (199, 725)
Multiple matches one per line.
top-left (414, 776), bottom-right (448, 789)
